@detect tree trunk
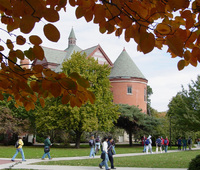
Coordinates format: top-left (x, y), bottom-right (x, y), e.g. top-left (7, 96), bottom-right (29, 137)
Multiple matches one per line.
top-left (75, 131), bottom-right (82, 148)
top-left (129, 131), bottom-right (132, 146)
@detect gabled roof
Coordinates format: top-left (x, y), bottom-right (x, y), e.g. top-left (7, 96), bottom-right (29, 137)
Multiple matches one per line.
top-left (55, 45), bottom-right (82, 72)
top-left (42, 46), bottom-right (67, 64)
top-left (109, 49), bottom-right (146, 80)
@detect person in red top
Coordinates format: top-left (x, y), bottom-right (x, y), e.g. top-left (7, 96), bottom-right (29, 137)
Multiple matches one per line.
top-left (142, 135), bottom-right (147, 152)
top-left (161, 137), bottom-right (164, 151)
top-left (164, 137), bottom-right (169, 153)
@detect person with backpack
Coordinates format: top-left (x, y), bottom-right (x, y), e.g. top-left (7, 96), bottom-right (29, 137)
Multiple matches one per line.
top-left (188, 137), bottom-right (192, 150)
top-left (11, 137), bottom-right (26, 162)
top-left (99, 137), bottom-right (110, 170)
top-left (42, 136), bottom-right (52, 160)
top-left (164, 137), bottom-right (169, 153)
top-left (95, 136), bottom-right (101, 154)
top-left (156, 136), bottom-right (162, 153)
top-left (145, 135), bottom-right (153, 154)
top-left (89, 135), bottom-right (95, 158)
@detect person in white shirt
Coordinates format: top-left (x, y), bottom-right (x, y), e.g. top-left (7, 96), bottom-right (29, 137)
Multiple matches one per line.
top-left (146, 135), bottom-right (153, 154)
top-left (99, 137), bottom-right (110, 170)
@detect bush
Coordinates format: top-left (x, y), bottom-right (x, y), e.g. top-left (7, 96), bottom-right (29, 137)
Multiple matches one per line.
top-left (188, 154), bottom-right (200, 170)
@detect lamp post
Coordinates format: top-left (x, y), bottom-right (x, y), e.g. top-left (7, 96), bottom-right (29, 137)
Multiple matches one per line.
top-left (170, 116), bottom-right (172, 148)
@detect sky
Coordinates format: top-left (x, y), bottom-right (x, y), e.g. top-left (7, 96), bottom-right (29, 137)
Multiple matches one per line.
top-left (1, 5), bottom-right (200, 112)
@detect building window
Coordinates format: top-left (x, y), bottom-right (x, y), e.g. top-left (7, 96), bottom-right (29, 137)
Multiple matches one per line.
top-left (127, 86), bottom-right (132, 94)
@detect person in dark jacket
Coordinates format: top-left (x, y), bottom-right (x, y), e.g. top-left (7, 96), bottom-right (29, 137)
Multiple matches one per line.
top-left (107, 137), bottom-right (116, 169)
top-left (42, 136), bottom-right (52, 160)
top-left (177, 137), bottom-right (182, 150)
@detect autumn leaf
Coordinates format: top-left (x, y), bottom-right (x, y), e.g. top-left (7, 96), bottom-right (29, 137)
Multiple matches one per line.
top-left (43, 8), bottom-right (60, 22)
top-left (177, 60), bottom-right (185, 71)
top-left (20, 15), bottom-right (36, 34)
top-left (39, 98), bottom-right (45, 108)
top-left (29, 35), bottom-right (42, 45)
top-left (139, 32), bottom-right (155, 54)
top-left (166, 35), bottom-right (184, 57)
top-left (156, 23), bottom-right (171, 35)
top-left (43, 24), bottom-right (60, 42)
top-left (16, 35), bottom-right (26, 45)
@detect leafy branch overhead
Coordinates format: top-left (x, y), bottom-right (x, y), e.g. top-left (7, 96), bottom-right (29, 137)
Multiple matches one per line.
top-left (0, 0), bottom-right (199, 110)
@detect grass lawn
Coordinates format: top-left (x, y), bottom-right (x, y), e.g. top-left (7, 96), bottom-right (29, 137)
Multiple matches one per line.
top-left (0, 145), bottom-right (151, 159)
top-left (35, 150), bottom-right (200, 168)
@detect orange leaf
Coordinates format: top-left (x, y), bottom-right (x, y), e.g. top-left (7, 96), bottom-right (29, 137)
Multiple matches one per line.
top-left (167, 0), bottom-right (189, 11)
top-left (0, 0), bottom-right (12, 10)
top-left (7, 96), bottom-right (12, 102)
top-left (184, 50), bottom-right (191, 61)
top-left (43, 24), bottom-right (60, 42)
top-left (16, 50), bottom-right (24, 60)
top-left (32, 45), bottom-right (45, 60)
top-left (77, 77), bottom-right (90, 88)
top-left (190, 55), bottom-right (198, 67)
top-left (16, 35), bottom-right (26, 45)
top-left (86, 90), bottom-right (95, 104)
top-left (84, 10), bottom-right (93, 22)
top-left (6, 39), bottom-right (14, 50)
top-left (20, 15), bottom-right (36, 34)
top-left (0, 45), bottom-right (4, 51)
top-left (29, 35), bottom-right (42, 45)
top-left (76, 6), bottom-right (85, 19)
top-left (139, 32), bottom-right (155, 54)
top-left (24, 48), bottom-right (35, 61)
top-left (50, 82), bottom-right (61, 98)
top-left (61, 93), bottom-right (70, 104)
top-left (177, 60), bottom-right (185, 71)
top-left (166, 35), bottom-right (184, 57)
top-left (156, 23), bottom-right (171, 35)
top-left (33, 65), bottom-right (44, 73)
top-left (39, 98), bottom-right (45, 108)
top-left (186, 17), bottom-right (195, 29)
top-left (115, 28), bottom-right (123, 37)
top-left (69, 0), bottom-right (76, 6)
top-left (43, 8), bottom-right (59, 22)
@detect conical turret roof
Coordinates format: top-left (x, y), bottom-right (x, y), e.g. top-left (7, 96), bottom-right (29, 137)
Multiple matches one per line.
top-left (109, 49), bottom-right (146, 80)
top-left (69, 28), bottom-right (76, 39)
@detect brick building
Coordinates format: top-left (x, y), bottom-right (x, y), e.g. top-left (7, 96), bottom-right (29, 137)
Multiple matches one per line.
top-left (32, 28), bottom-right (148, 114)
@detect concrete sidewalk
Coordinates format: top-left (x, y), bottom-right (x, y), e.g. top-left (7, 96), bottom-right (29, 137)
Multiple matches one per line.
top-left (0, 149), bottom-right (193, 170)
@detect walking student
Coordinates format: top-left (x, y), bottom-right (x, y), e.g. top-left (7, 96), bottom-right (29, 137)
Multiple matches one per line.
top-left (108, 137), bottom-right (116, 169)
top-left (89, 135), bottom-right (95, 158)
top-left (156, 136), bottom-right (162, 153)
top-left (42, 136), bottom-right (52, 160)
top-left (95, 136), bottom-right (101, 154)
top-left (11, 137), bottom-right (26, 162)
top-left (164, 137), bottom-right (169, 153)
top-left (177, 137), bottom-right (182, 150)
top-left (146, 135), bottom-right (153, 154)
top-left (99, 137), bottom-right (110, 170)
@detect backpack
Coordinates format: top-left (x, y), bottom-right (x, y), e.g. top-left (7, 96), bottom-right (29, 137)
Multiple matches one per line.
top-left (145, 139), bottom-right (150, 145)
top-left (164, 139), bottom-right (168, 145)
top-left (15, 140), bottom-right (20, 148)
top-left (89, 139), bottom-right (93, 146)
top-left (188, 139), bottom-right (191, 145)
top-left (95, 138), bottom-right (100, 143)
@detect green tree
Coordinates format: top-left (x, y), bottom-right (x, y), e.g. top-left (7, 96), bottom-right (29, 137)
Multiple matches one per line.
top-left (168, 75), bottom-right (200, 133)
top-left (147, 85), bottom-right (153, 115)
top-left (34, 52), bottom-right (119, 148)
top-left (115, 104), bottom-right (160, 146)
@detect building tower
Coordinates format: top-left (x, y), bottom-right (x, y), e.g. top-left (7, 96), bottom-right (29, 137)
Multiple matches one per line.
top-left (109, 48), bottom-right (148, 113)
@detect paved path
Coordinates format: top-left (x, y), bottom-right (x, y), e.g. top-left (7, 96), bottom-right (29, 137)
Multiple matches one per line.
top-left (0, 149), bottom-right (195, 170)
